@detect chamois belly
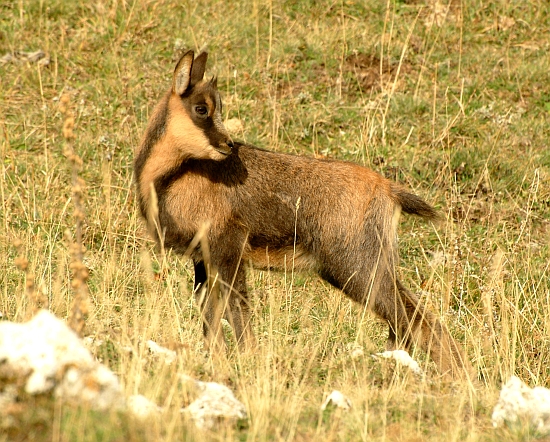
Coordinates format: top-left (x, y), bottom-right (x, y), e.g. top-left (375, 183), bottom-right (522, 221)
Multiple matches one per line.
top-left (244, 244), bottom-right (318, 272)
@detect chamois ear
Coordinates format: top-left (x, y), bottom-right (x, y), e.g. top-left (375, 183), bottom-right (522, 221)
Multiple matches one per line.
top-left (173, 50), bottom-right (195, 96)
top-left (190, 51), bottom-right (208, 86)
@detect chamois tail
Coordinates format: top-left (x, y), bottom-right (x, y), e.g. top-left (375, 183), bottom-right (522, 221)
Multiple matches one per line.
top-left (392, 185), bottom-right (439, 221)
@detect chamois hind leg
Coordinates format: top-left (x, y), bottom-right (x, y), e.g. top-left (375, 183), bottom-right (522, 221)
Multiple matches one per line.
top-left (375, 277), bottom-right (473, 379)
top-left (385, 320), bottom-right (413, 352)
top-left (318, 241), bottom-right (471, 379)
top-left (193, 260), bottom-right (226, 353)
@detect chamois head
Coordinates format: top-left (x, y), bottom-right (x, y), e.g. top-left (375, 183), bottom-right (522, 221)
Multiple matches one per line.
top-left (169, 50), bottom-right (233, 161)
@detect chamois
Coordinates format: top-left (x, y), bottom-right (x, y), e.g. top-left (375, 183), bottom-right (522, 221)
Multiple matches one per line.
top-left (134, 50), bottom-right (472, 378)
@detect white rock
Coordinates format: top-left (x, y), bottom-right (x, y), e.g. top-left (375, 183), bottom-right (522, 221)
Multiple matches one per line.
top-left (180, 375), bottom-right (247, 430)
top-left (127, 394), bottom-right (163, 420)
top-left (321, 390), bottom-right (352, 411)
top-left (0, 310), bottom-right (123, 410)
top-left (147, 340), bottom-right (177, 365)
top-left (373, 350), bottom-right (424, 376)
top-left (492, 376), bottom-right (550, 433)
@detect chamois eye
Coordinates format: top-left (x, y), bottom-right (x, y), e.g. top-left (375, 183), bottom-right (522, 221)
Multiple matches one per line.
top-left (195, 105), bottom-right (208, 116)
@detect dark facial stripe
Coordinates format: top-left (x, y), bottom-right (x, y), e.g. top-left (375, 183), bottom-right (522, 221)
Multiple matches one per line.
top-left (181, 84), bottom-right (228, 150)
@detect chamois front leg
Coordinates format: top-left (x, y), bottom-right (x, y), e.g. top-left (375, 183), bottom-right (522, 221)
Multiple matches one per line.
top-left (222, 262), bottom-right (256, 351)
top-left (210, 233), bottom-right (256, 351)
top-left (193, 260), bottom-right (226, 353)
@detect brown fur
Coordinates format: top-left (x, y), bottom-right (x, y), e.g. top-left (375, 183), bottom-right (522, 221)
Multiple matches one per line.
top-left (134, 50), bottom-right (473, 379)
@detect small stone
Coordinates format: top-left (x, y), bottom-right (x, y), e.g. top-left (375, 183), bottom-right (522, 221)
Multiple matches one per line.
top-left (180, 375), bottom-right (247, 430)
top-left (147, 340), bottom-right (177, 365)
top-left (373, 350), bottom-right (424, 377)
top-left (321, 390), bottom-right (352, 411)
top-left (224, 118), bottom-right (244, 135)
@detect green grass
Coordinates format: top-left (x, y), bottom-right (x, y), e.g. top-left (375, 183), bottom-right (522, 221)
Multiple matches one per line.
top-left (1, 0), bottom-right (550, 440)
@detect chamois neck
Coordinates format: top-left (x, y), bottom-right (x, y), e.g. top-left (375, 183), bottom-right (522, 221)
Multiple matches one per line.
top-left (134, 91), bottom-right (181, 217)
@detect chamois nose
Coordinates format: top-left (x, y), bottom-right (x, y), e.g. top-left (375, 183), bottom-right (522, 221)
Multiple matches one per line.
top-left (227, 140), bottom-right (234, 149)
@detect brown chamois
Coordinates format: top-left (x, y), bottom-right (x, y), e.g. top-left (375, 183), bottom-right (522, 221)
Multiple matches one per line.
top-left (134, 50), bottom-right (472, 379)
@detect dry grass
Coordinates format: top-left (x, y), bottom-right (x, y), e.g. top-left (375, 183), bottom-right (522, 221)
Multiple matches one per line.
top-left (1, 0), bottom-right (549, 440)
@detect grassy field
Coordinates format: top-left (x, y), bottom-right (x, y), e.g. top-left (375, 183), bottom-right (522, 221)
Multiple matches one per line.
top-left (1, 0), bottom-right (549, 440)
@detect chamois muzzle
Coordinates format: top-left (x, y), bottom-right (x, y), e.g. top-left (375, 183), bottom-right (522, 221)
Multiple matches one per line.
top-left (215, 139), bottom-right (234, 156)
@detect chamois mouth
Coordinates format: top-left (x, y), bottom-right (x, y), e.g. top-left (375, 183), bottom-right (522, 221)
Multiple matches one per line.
top-left (215, 140), bottom-right (233, 156)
